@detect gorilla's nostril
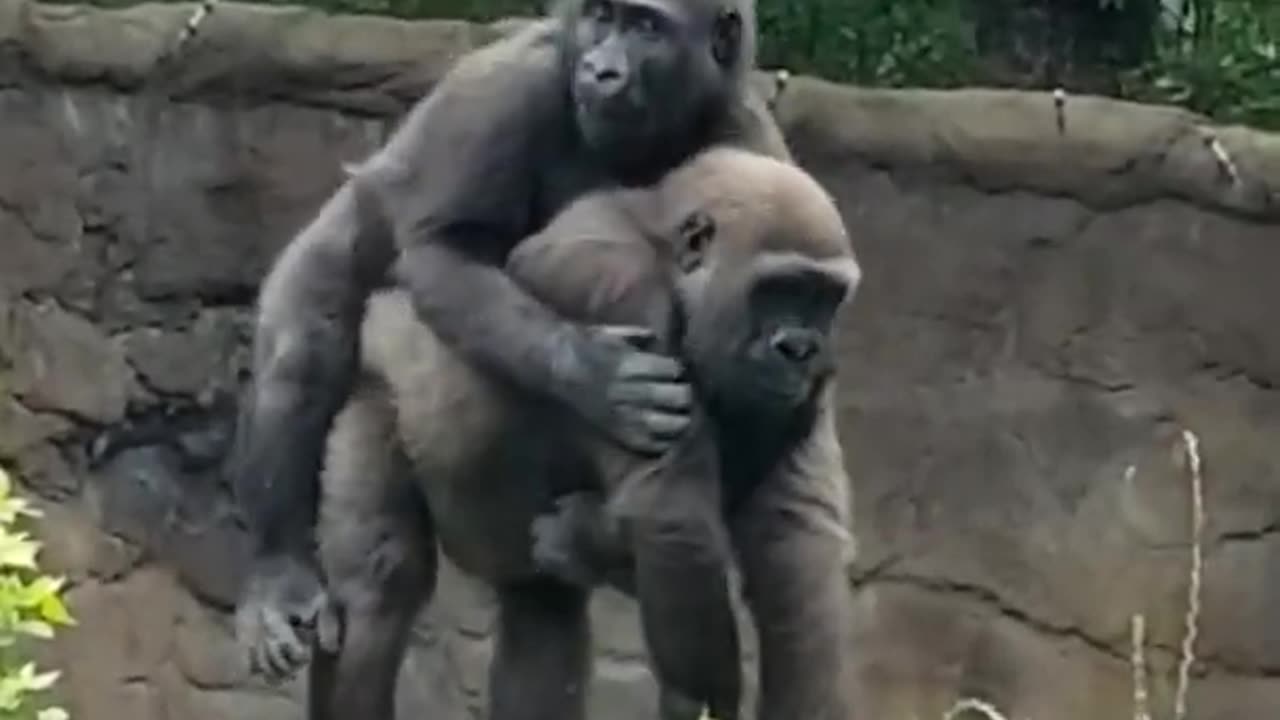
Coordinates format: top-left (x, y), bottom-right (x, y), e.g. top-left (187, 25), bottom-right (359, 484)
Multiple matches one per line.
top-left (770, 329), bottom-right (819, 363)
top-left (594, 68), bottom-right (626, 95)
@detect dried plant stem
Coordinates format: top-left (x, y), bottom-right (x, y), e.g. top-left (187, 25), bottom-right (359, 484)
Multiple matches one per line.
top-left (1131, 614), bottom-right (1151, 720)
top-left (942, 429), bottom-right (1207, 720)
top-left (942, 698), bottom-right (1011, 720)
top-left (1173, 429), bottom-right (1204, 720)
top-left (155, 0), bottom-right (220, 66)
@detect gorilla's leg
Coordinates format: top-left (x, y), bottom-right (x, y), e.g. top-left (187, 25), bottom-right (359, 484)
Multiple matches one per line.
top-left (310, 381), bottom-right (437, 720)
top-left (490, 578), bottom-right (591, 720)
top-left (729, 414), bottom-right (856, 720)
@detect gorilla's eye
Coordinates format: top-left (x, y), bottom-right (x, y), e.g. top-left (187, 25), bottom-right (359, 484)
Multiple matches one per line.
top-left (632, 9), bottom-right (665, 37)
top-left (584, 0), bottom-right (615, 23)
top-left (710, 8), bottom-right (741, 66)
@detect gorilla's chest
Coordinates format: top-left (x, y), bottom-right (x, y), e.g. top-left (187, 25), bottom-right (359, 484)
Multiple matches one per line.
top-left (530, 150), bottom-right (612, 234)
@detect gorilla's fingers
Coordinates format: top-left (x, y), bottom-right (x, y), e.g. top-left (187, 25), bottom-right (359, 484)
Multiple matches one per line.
top-left (260, 642), bottom-right (288, 682)
top-left (247, 643), bottom-right (265, 676)
top-left (272, 641), bottom-right (302, 678)
top-left (290, 591), bottom-right (326, 629)
top-left (252, 646), bottom-right (286, 685)
top-left (613, 381), bottom-right (693, 412)
top-left (633, 410), bottom-right (691, 441)
top-left (615, 427), bottom-right (674, 456)
top-left (263, 607), bottom-right (293, 642)
top-left (596, 324), bottom-right (660, 350)
top-left (316, 598), bottom-right (343, 654)
top-left (271, 638), bottom-right (308, 681)
top-left (617, 350), bottom-right (687, 382)
top-left (262, 641), bottom-right (290, 679)
top-left (262, 612), bottom-right (305, 678)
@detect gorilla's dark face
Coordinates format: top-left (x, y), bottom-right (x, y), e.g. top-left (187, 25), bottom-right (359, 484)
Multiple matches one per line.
top-left (663, 161), bottom-right (861, 425)
top-left (734, 255), bottom-right (851, 406)
top-left (680, 238), bottom-right (857, 422)
top-left (565, 0), bottom-right (742, 160)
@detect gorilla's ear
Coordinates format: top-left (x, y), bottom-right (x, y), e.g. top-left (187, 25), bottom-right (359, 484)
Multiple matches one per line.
top-left (710, 8), bottom-right (742, 68)
top-left (675, 210), bottom-right (716, 273)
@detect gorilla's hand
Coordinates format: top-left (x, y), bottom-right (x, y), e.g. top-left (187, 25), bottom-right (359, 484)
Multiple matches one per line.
top-left (235, 554), bottom-right (340, 683)
top-left (563, 324), bottom-right (693, 455)
top-left (531, 493), bottom-right (606, 588)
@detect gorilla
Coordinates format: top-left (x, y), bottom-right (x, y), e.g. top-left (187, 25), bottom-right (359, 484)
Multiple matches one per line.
top-left (233, 0), bottom-right (794, 698)
top-left (344, 149), bottom-right (745, 720)
top-left (311, 146), bottom-right (861, 720)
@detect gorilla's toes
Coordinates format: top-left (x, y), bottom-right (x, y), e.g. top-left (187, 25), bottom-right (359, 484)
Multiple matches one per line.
top-left (531, 513), bottom-right (594, 587)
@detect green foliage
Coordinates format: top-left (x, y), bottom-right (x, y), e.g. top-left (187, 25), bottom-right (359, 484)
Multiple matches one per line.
top-left (1123, 0), bottom-right (1280, 128)
top-left (0, 468), bottom-right (74, 720)
top-left (755, 0), bottom-right (978, 89)
top-left (751, 0), bottom-right (1278, 128)
top-left (64, 0), bottom-right (1280, 129)
top-left (65, 0), bottom-right (541, 18)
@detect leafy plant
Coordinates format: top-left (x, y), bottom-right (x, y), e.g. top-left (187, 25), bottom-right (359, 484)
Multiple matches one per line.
top-left (755, 0), bottom-right (978, 88)
top-left (58, 0), bottom-right (1280, 129)
top-left (0, 468), bottom-right (74, 720)
top-left (1123, 0), bottom-right (1280, 128)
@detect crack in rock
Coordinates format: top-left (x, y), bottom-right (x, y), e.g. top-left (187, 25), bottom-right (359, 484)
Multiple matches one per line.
top-left (855, 571), bottom-right (1280, 679)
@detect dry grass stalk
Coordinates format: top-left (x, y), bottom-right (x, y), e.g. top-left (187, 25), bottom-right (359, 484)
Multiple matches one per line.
top-left (941, 698), bottom-right (1013, 720)
top-left (1131, 614), bottom-right (1151, 720)
top-left (1173, 429), bottom-right (1204, 720)
top-left (937, 428), bottom-right (1208, 720)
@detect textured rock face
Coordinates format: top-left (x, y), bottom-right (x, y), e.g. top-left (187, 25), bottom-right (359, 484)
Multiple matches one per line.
top-left (2, 2), bottom-right (1280, 720)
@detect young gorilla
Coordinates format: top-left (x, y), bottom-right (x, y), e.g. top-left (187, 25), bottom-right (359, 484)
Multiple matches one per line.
top-left (349, 153), bottom-right (745, 720)
top-left (233, 0), bottom-right (792, 691)
top-left (316, 146), bottom-right (861, 720)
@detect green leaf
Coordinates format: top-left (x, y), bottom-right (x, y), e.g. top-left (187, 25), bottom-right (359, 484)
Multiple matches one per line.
top-left (14, 621), bottom-right (55, 640)
top-left (27, 669), bottom-right (61, 692)
top-left (37, 594), bottom-right (74, 627)
top-left (0, 534), bottom-right (39, 570)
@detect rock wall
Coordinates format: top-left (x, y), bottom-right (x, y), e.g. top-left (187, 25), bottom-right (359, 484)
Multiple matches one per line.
top-left (2, 3), bottom-right (1280, 720)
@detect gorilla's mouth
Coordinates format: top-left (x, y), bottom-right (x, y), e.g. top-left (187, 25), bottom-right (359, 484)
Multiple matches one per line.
top-left (575, 95), bottom-right (647, 136)
top-left (754, 376), bottom-right (811, 408)
top-left (710, 365), bottom-right (813, 419)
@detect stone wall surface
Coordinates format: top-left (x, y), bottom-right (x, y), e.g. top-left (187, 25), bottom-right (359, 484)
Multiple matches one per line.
top-left (2, 2), bottom-right (1280, 720)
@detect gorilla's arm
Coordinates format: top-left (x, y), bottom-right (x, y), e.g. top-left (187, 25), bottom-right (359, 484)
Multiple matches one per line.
top-left (505, 198), bottom-right (743, 720)
top-left (231, 181), bottom-right (392, 680)
top-left (235, 183), bottom-right (392, 558)
top-left (730, 400), bottom-right (857, 720)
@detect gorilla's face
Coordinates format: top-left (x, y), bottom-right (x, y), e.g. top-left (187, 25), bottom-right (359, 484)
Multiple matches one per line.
top-left (663, 162), bottom-right (861, 425)
top-left (681, 246), bottom-right (857, 422)
top-left (565, 0), bottom-right (737, 162)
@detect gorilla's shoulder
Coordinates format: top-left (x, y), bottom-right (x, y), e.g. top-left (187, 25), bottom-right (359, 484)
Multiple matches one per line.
top-left (422, 18), bottom-right (565, 124)
top-left (442, 19), bottom-right (563, 93)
